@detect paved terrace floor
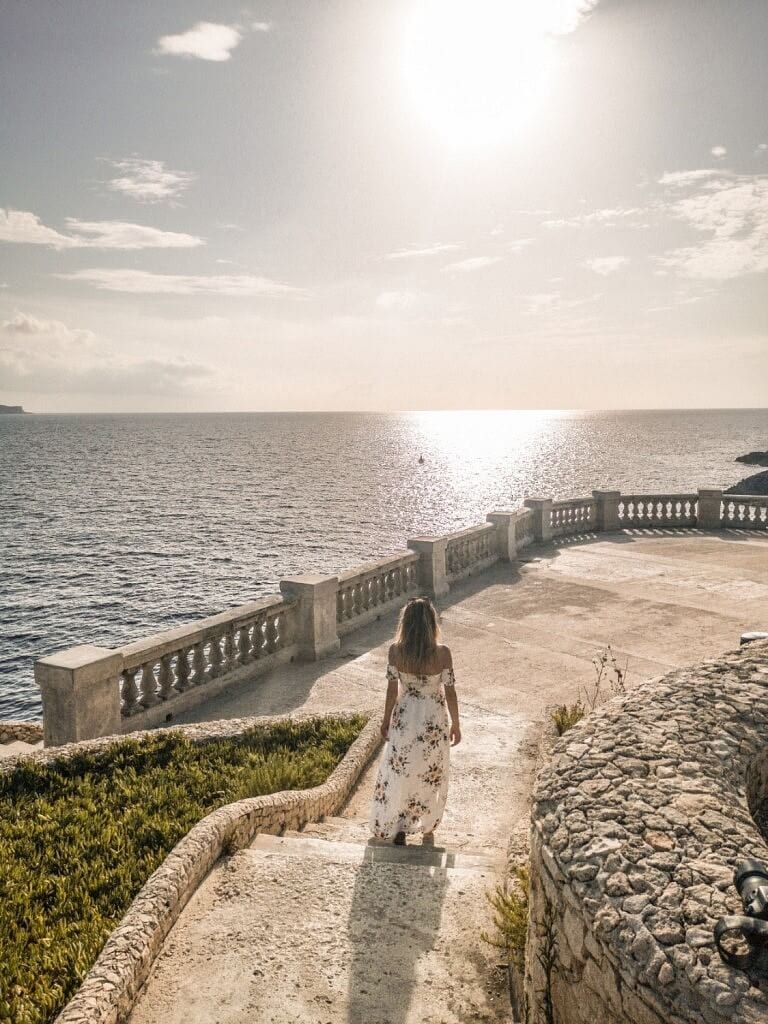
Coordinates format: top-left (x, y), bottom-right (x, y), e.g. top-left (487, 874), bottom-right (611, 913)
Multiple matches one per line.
top-left (127, 530), bottom-right (768, 1024)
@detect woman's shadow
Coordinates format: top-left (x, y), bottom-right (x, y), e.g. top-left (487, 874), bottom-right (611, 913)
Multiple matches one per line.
top-left (345, 839), bottom-right (450, 1024)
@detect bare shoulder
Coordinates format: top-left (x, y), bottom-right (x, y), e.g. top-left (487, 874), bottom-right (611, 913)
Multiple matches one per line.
top-left (388, 642), bottom-right (401, 668)
top-left (438, 644), bottom-right (453, 669)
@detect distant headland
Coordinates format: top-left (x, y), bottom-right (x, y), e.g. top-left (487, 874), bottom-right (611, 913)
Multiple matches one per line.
top-left (727, 447), bottom-right (768, 495)
top-left (0, 405), bottom-right (26, 414)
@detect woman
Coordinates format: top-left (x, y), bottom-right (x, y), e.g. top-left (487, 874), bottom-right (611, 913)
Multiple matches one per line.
top-left (369, 597), bottom-right (461, 845)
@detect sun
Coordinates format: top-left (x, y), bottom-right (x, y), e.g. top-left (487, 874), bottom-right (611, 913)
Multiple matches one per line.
top-left (401, 0), bottom-right (558, 147)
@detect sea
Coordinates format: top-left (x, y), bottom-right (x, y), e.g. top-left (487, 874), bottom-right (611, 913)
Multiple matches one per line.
top-left (1, 408), bottom-right (766, 720)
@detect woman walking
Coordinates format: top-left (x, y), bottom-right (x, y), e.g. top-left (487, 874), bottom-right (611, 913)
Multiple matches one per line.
top-left (370, 597), bottom-right (461, 845)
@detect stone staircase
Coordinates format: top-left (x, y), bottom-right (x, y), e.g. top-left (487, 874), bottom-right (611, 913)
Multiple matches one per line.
top-left (128, 761), bottom-right (514, 1024)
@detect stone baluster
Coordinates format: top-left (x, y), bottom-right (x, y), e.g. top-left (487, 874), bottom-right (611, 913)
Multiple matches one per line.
top-left (252, 616), bottom-right (265, 659)
top-left (265, 613), bottom-right (279, 653)
top-left (208, 635), bottom-right (223, 678)
top-left (192, 640), bottom-right (208, 683)
top-left (176, 649), bottom-right (192, 692)
top-left (158, 653), bottom-right (175, 699)
top-left (139, 661), bottom-right (159, 708)
top-left (237, 625), bottom-right (251, 666)
top-left (122, 667), bottom-right (141, 716)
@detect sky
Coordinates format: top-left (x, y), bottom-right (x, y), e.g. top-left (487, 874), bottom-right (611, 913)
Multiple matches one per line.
top-left (0, 0), bottom-right (767, 412)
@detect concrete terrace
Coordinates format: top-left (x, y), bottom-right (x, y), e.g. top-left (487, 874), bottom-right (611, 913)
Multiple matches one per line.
top-left (125, 529), bottom-right (768, 1024)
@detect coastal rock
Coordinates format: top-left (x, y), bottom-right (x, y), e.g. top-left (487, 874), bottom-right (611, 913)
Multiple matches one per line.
top-left (735, 451), bottom-right (768, 467)
top-left (0, 404), bottom-right (25, 414)
top-left (724, 470), bottom-right (768, 495)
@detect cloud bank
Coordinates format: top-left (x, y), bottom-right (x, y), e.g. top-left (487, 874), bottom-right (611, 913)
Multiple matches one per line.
top-left (0, 209), bottom-right (203, 249)
top-left (57, 268), bottom-right (304, 296)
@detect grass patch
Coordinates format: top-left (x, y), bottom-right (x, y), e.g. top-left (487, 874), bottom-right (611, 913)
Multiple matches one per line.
top-left (482, 863), bottom-right (530, 971)
top-left (550, 701), bottom-right (586, 736)
top-left (0, 716), bottom-right (365, 1024)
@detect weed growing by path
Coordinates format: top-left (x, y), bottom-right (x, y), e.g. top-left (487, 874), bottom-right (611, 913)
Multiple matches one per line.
top-left (0, 716), bottom-right (365, 1024)
top-left (549, 646), bottom-right (629, 736)
top-left (481, 863), bottom-right (530, 970)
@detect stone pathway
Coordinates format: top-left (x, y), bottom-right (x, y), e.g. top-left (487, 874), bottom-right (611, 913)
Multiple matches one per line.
top-left (123, 531), bottom-right (768, 1024)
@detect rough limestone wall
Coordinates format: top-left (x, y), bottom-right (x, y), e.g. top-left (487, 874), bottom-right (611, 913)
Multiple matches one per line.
top-left (0, 720), bottom-right (43, 744)
top-left (526, 640), bottom-right (768, 1024)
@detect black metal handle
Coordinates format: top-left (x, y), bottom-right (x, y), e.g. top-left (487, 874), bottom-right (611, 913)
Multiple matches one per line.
top-left (714, 915), bottom-right (768, 970)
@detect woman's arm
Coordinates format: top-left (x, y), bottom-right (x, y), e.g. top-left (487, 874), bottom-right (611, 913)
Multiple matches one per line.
top-left (442, 646), bottom-right (461, 746)
top-left (381, 644), bottom-right (400, 740)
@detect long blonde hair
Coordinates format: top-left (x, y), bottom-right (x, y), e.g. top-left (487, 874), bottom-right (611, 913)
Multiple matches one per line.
top-left (394, 597), bottom-right (441, 671)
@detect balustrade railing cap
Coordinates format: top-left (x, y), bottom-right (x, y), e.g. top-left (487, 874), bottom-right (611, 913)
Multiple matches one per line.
top-left (35, 644), bottom-right (123, 687)
top-left (524, 497), bottom-right (554, 508)
top-left (698, 487), bottom-right (724, 496)
top-left (280, 574), bottom-right (338, 588)
top-left (592, 489), bottom-right (621, 498)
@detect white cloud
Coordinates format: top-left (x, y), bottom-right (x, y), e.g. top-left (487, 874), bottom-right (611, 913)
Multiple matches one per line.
top-left (0, 209), bottom-right (203, 249)
top-left (506, 238), bottom-right (534, 253)
top-left (443, 255), bottom-right (502, 273)
top-left (57, 268), bottom-right (304, 297)
top-left (710, 145), bottom-right (727, 159)
top-left (383, 243), bottom-right (460, 260)
top-left (155, 22), bottom-right (243, 61)
top-left (523, 292), bottom-right (560, 313)
top-left (584, 255), bottom-right (628, 275)
top-left (251, 21), bottom-right (271, 33)
top-left (0, 311), bottom-right (212, 394)
top-left (546, 1), bottom-right (601, 34)
top-left (544, 208), bottom-right (643, 228)
top-left (658, 169), bottom-right (768, 279)
top-left (757, 143), bottom-right (768, 157)
top-left (1, 312), bottom-right (95, 346)
top-left (104, 158), bottom-right (196, 203)
top-left (658, 169), bottom-right (721, 187)
top-left (376, 290), bottom-right (422, 310)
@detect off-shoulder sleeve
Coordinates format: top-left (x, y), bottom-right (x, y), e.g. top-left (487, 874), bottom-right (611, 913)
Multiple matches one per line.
top-left (440, 667), bottom-right (456, 688)
top-left (386, 664), bottom-right (399, 684)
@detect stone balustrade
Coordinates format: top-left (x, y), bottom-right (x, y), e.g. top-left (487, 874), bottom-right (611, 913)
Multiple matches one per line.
top-left (119, 597), bottom-right (295, 724)
top-left (336, 552), bottom-right (419, 637)
top-left (33, 487), bottom-right (768, 746)
top-left (445, 523), bottom-right (499, 581)
top-left (723, 495), bottom-right (768, 529)
top-left (618, 493), bottom-right (699, 528)
top-left (550, 496), bottom-right (597, 537)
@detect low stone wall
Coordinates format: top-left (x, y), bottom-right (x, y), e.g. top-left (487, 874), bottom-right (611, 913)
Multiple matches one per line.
top-left (526, 639), bottom-right (768, 1024)
top-left (0, 719), bottom-right (43, 743)
top-left (0, 712), bottom-right (381, 1024)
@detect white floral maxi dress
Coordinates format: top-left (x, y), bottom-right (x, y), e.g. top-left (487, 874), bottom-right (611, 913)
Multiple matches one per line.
top-left (369, 664), bottom-right (456, 839)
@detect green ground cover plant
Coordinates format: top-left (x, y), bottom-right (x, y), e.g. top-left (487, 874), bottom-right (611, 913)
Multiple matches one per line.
top-left (482, 863), bottom-right (530, 970)
top-left (0, 716), bottom-right (365, 1024)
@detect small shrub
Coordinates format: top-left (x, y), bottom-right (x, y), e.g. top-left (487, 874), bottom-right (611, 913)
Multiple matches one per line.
top-left (0, 715), bottom-right (365, 1024)
top-left (550, 702), bottom-right (585, 736)
top-left (481, 863), bottom-right (530, 970)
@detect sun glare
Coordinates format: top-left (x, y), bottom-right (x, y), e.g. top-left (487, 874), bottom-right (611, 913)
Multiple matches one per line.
top-left (402, 0), bottom-right (558, 147)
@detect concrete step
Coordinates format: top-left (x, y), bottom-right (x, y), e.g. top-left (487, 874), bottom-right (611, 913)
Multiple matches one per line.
top-left (0, 740), bottom-right (42, 759)
top-left (296, 814), bottom-right (373, 844)
top-left (250, 830), bottom-right (504, 873)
